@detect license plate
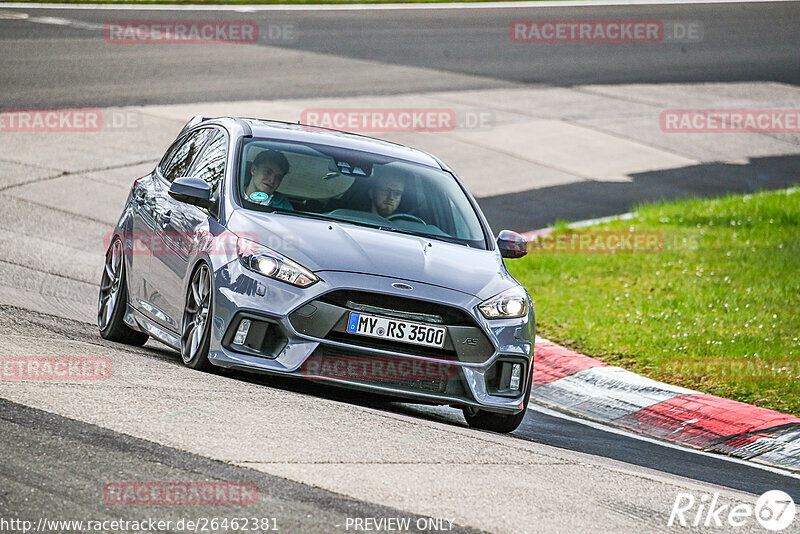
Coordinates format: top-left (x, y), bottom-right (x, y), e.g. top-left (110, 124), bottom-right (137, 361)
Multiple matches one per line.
top-left (346, 312), bottom-right (446, 349)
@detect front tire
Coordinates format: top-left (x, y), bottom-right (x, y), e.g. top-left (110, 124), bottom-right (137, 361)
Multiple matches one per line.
top-left (463, 370), bottom-right (533, 433)
top-left (98, 238), bottom-right (149, 346)
top-left (180, 263), bottom-right (213, 371)
top-left (462, 406), bottom-right (527, 433)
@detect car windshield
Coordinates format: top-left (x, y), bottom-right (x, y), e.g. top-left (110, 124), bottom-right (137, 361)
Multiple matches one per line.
top-left (237, 138), bottom-right (488, 249)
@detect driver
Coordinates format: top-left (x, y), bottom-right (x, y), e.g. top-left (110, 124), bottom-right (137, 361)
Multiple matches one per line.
top-left (368, 170), bottom-right (405, 218)
top-left (245, 149), bottom-right (293, 210)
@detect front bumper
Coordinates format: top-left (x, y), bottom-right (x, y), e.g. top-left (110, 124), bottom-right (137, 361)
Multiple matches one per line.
top-left (208, 260), bottom-right (535, 414)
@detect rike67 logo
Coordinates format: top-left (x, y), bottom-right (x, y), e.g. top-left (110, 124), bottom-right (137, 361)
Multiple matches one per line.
top-left (669, 490), bottom-right (796, 531)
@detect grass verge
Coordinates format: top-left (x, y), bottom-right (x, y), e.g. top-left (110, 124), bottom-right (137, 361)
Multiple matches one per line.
top-left (509, 187), bottom-right (800, 415)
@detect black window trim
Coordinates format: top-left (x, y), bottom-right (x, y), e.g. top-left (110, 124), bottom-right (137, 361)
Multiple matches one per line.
top-left (186, 126), bottom-right (229, 194)
top-left (156, 127), bottom-right (216, 186)
top-left (156, 125), bottom-right (231, 221)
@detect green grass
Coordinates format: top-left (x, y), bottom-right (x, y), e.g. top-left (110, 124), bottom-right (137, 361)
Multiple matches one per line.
top-left (509, 187), bottom-right (800, 415)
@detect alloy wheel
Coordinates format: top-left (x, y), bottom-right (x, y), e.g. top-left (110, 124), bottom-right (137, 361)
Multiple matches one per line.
top-left (182, 264), bottom-right (211, 364)
top-left (98, 239), bottom-right (123, 331)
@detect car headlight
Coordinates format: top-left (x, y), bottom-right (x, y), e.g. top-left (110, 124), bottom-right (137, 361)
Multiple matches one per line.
top-left (237, 238), bottom-right (319, 288)
top-left (478, 286), bottom-right (529, 319)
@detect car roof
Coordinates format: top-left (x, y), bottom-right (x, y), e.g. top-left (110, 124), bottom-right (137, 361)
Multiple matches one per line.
top-left (208, 117), bottom-right (442, 169)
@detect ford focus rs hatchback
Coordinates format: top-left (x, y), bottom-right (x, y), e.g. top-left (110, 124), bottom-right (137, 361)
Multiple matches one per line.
top-left (98, 116), bottom-right (535, 432)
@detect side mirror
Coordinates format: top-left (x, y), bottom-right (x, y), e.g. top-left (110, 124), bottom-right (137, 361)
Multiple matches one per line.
top-left (168, 177), bottom-right (215, 210)
top-left (497, 230), bottom-right (528, 259)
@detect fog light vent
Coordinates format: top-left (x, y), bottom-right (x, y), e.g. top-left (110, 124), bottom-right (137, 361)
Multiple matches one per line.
top-left (485, 359), bottom-right (527, 397)
top-left (510, 363), bottom-right (522, 391)
top-left (224, 315), bottom-right (289, 360)
top-left (233, 319), bottom-right (251, 345)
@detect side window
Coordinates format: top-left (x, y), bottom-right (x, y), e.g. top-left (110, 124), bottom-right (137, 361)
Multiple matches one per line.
top-left (158, 140), bottom-right (182, 176)
top-left (161, 129), bottom-right (212, 183)
top-left (190, 130), bottom-right (227, 197)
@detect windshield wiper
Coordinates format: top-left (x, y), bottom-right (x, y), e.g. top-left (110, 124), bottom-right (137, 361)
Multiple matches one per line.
top-left (262, 209), bottom-right (472, 247)
top-left (375, 226), bottom-right (467, 247)
top-left (263, 208), bottom-right (334, 222)
top-left (263, 208), bottom-right (387, 230)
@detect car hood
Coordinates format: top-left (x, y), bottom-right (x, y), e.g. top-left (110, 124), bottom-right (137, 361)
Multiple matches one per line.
top-left (227, 210), bottom-right (518, 299)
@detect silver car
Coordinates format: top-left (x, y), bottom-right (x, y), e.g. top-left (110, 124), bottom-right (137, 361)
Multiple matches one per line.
top-left (98, 116), bottom-right (534, 432)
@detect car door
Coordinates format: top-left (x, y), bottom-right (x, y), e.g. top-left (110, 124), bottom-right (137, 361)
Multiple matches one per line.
top-left (126, 137), bottom-right (186, 312)
top-left (143, 127), bottom-right (213, 331)
top-left (126, 171), bottom-right (157, 308)
top-left (149, 127), bottom-right (227, 332)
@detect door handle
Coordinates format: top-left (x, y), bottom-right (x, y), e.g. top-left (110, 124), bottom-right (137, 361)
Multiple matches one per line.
top-left (158, 210), bottom-right (172, 225)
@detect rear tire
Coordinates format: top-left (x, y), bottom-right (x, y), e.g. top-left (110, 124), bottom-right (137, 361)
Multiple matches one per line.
top-left (98, 238), bottom-right (149, 346)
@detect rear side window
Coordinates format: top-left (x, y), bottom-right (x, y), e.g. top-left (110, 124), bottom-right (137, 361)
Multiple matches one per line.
top-left (160, 129), bottom-right (213, 183)
top-left (190, 129), bottom-right (227, 196)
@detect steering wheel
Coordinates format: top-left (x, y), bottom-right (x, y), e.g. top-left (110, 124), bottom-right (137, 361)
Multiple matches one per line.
top-left (387, 213), bottom-right (426, 224)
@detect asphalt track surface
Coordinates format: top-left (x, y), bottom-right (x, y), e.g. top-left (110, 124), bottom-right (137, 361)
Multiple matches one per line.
top-left (0, 305), bottom-right (797, 531)
top-left (1, 2), bottom-right (799, 532)
top-left (1, 2), bottom-right (799, 108)
top-left (2, 2), bottom-right (800, 230)
top-left (0, 396), bottom-right (482, 534)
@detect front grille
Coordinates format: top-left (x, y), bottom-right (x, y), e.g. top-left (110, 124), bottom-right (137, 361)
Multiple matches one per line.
top-left (289, 290), bottom-right (494, 364)
top-left (319, 290), bottom-right (474, 326)
top-left (326, 331), bottom-right (459, 361)
top-left (346, 301), bottom-right (444, 324)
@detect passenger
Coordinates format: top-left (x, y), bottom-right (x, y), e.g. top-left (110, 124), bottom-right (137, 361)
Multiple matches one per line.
top-left (245, 149), bottom-right (293, 210)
